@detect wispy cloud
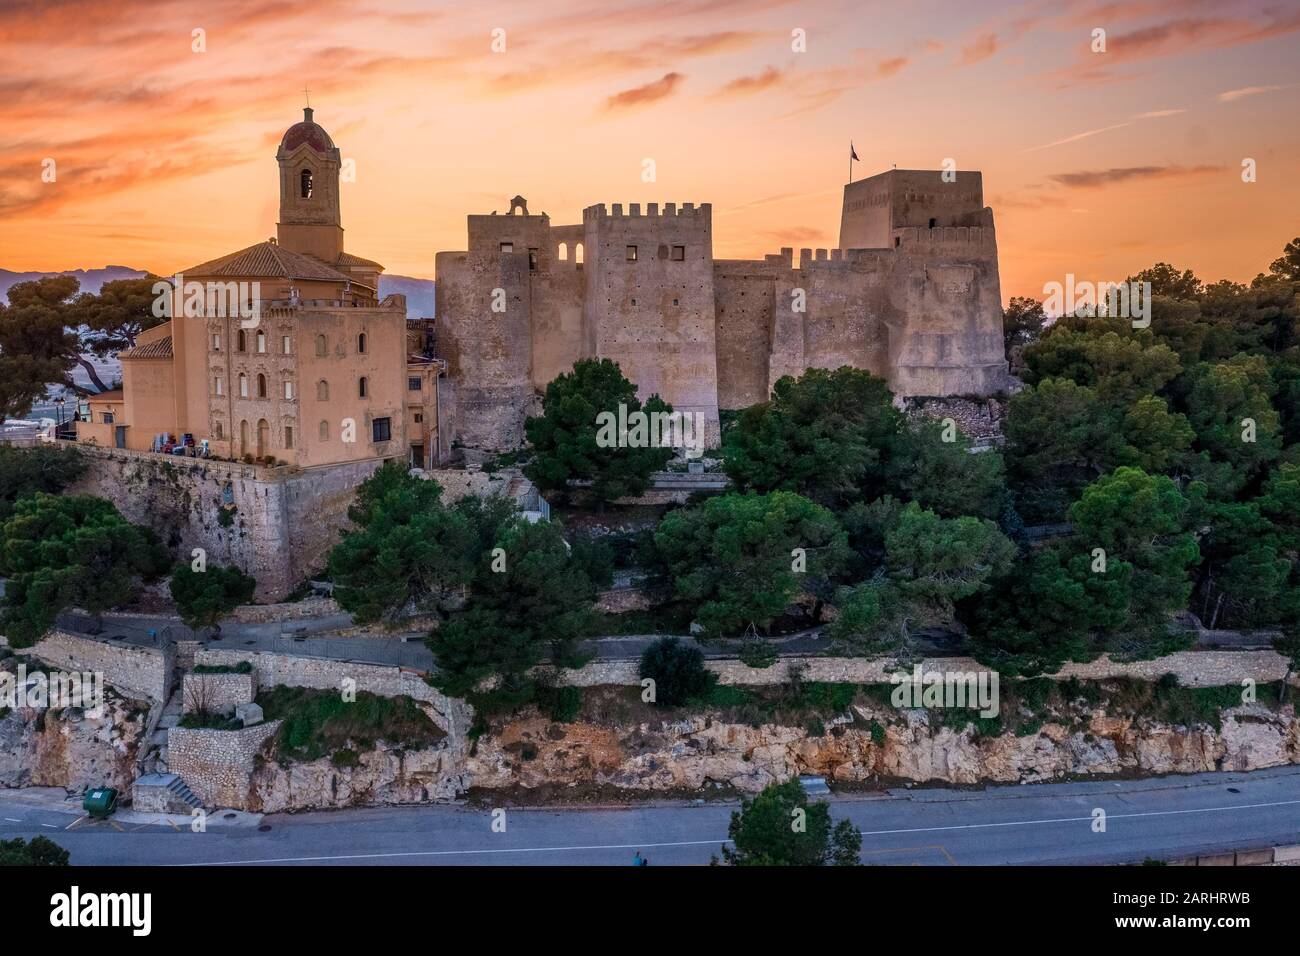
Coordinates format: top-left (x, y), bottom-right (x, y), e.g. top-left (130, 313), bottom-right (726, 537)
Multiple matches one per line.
top-left (716, 66), bottom-right (785, 97)
top-left (1217, 84), bottom-right (1285, 102)
top-left (959, 33), bottom-right (999, 65)
top-left (1048, 164), bottom-right (1224, 189)
top-left (1023, 122), bottom-right (1132, 152)
top-left (603, 72), bottom-right (684, 112)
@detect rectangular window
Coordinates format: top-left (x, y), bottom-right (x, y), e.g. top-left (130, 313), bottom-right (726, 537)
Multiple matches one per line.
top-left (212, 333), bottom-right (221, 351)
top-left (284, 380), bottom-right (294, 400)
top-left (626, 245), bottom-right (638, 261)
top-left (500, 242), bottom-right (513, 253)
top-left (282, 335), bottom-right (291, 354)
top-left (101, 412), bottom-right (114, 424)
top-left (284, 426), bottom-right (294, 449)
top-left (408, 377), bottom-right (422, 391)
top-left (528, 248), bottom-right (538, 271)
top-left (414, 413), bottom-right (423, 424)
top-left (372, 417), bottom-right (392, 443)
top-left (671, 245), bottom-right (685, 261)
top-left (214, 376), bottom-right (224, 396)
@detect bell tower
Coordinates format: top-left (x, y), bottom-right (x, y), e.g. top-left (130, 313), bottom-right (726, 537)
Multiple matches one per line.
top-left (276, 107), bottom-right (344, 260)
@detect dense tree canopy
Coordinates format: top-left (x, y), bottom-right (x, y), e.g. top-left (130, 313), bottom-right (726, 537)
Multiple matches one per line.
top-left (0, 493), bottom-right (169, 645)
top-left (654, 490), bottom-right (848, 638)
top-left (426, 516), bottom-right (605, 708)
top-left (719, 780), bottom-right (861, 866)
top-left (525, 358), bottom-right (674, 503)
top-left (328, 462), bottom-right (518, 624)
top-left (169, 562), bottom-right (256, 634)
top-left (722, 367), bottom-right (904, 507)
top-left (0, 445), bottom-right (85, 520)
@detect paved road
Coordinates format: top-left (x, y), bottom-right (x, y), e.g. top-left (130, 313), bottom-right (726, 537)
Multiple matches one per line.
top-left (5, 766), bottom-right (1299, 866)
top-left (55, 607), bottom-right (966, 671)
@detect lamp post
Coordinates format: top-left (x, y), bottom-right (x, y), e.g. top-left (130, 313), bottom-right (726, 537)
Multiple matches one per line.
top-left (55, 397), bottom-right (65, 434)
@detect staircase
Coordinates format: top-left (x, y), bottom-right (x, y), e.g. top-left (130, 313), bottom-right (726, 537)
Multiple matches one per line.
top-left (131, 772), bottom-right (204, 813)
top-left (161, 774), bottom-right (204, 811)
top-left (142, 687), bottom-right (184, 772)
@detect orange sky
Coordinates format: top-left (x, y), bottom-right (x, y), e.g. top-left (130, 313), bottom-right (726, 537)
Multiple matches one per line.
top-left (1, 0), bottom-right (1298, 301)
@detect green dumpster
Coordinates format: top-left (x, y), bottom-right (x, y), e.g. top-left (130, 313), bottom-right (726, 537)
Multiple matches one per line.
top-left (83, 787), bottom-right (118, 820)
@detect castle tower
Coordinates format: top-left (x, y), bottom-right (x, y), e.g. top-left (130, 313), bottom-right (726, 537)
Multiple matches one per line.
top-left (276, 107), bottom-right (344, 261)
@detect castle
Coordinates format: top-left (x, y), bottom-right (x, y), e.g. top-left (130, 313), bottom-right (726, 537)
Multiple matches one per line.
top-left (79, 109), bottom-right (1007, 472)
top-left (437, 169), bottom-right (1009, 452)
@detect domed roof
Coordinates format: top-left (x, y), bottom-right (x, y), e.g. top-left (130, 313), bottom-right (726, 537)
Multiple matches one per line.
top-left (280, 107), bottom-right (334, 153)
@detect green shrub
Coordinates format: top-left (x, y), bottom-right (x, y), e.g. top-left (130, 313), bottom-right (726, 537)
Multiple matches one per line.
top-left (639, 637), bottom-right (716, 707)
top-left (536, 684), bottom-right (582, 723)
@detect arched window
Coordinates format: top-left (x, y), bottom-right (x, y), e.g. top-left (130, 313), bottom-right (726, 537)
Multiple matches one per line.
top-left (237, 330), bottom-right (247, 352)
top-left (358, 376), bottom-right (368, 398)
top-left (316, 380), bottom-right (329, 401)
top-left (315, 334), bottom-right (327, 357)
top-left (256, 373), bottom-right (267, 399)
top-left (319, 420), bottom-right (330, 442)
top-left (300, 168), bottom-right (313, 199)
top-left (574, 242), bottom-right (584, 264)
top-left (238, 374), bottom-right (248, 398)
top-left (256, 419), bottom-right (269, 458)
top-left (558, 242), bottom-right (568, 261)
top-left (256, 330), bottom-right (266, 353)
top-left (357, 332), bottom-right (367, 354)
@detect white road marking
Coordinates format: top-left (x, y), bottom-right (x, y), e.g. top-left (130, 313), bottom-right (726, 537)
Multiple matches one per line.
top-left (857, 798), bottom-right (1300, 835)
top-left (40, 823), bottom-right (58, 828)
top-left (180, 838), bottom-right (729, 866)
top-left (3, 818), bottom-right (20, 822)
top-left (179, 797), bottom-right (1300, 866)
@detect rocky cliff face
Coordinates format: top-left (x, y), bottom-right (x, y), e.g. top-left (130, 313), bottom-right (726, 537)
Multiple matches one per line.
top-left (0, 698), bottom-right (147, 791)
top-left (245, 744), bottom-right (468, 813)
top-left (465, 703), bottom-right (1300, 794)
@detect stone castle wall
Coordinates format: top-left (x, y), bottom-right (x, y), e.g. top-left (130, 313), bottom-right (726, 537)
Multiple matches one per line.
top-left (436, 175), bottom-right (1010, 451)
top-left (68, 444), bottom-right (384, 601)
top-left (29, 629), bottom-right (173, 703)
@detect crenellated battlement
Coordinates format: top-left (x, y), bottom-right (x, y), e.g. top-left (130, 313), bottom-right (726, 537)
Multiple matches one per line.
top-left (583, 201), bottom-right (712, 221)
top-left (892, 223), bottom-right (995, 247)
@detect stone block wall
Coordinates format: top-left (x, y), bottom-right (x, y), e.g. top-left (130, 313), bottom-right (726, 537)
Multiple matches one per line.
top-left (30, 630), bottom-right (173, 703)
top-left (181, 671), bottom-right (257, 715)
top-left (552, 650), bottom-right (1295, 689)
top-left (68, 444), bottom-right (383, 601)
top-left (231, 597), bottom-right (340, 624)
top-left (167, 721), bottom-right (281, 808)
top-left (193, 648), bottom-right (472, 739)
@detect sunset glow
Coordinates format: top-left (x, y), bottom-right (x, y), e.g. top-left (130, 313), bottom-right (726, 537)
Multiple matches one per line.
top-left (2, 0), bottom-right (1298, 299)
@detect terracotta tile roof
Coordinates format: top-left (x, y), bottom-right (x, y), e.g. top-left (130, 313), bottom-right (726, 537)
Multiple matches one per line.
top-left (183, 241), bottom-right (352, 282)
top-left (120, 335), bottom-right (172, 360)
top-left (90, 389), bottom-right (124, 401)
top-left (336, 251), bottom-right (383, 269)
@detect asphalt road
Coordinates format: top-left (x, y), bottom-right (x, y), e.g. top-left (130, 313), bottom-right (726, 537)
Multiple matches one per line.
top-left (5, 766), bottom-right (1299, 866)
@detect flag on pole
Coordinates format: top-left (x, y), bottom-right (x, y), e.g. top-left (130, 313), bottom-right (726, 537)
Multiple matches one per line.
top-left (850, 142), bottom-right (860, 162)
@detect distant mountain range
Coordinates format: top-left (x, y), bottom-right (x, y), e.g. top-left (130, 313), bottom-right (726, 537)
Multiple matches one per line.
top-left (2, 266), bottom-right (436, 394)
top-left (0, 266), bottom-right (436, 318)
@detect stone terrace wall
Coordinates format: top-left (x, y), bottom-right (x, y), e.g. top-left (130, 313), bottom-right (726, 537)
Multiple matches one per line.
top-left (181, 671), bottom-right (257, 715)
top-left (30, 630), bottom-right (173, 703)
top-left (194, 648), bottom-right (472, 739)
top-left (555, 650), bottom-right (1295, 689)
top-left (68, 445), bottom-right (383, 601)
top-left (167, 721), bottom-right (281, 808)
top-left (232, 597), bottom-right (340, 624)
